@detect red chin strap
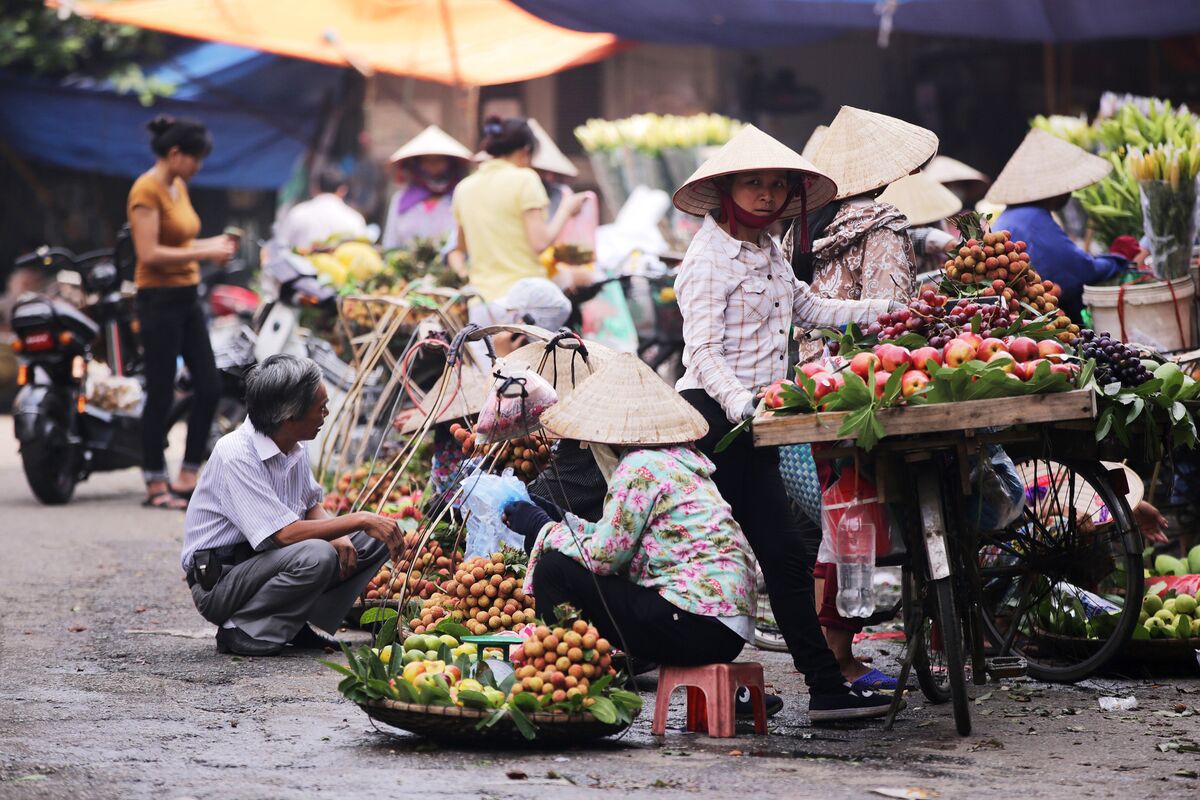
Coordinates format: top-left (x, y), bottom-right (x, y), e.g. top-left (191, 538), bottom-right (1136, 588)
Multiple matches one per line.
top-left (717, 180), bottom-right (808, 248)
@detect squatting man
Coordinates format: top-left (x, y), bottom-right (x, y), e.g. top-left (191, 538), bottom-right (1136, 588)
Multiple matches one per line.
top-left (180, 354), bottom-right (405, 656)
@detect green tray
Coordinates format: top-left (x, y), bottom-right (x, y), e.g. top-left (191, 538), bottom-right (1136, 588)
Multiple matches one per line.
top-left (461, 634), bottom-right (523, 662)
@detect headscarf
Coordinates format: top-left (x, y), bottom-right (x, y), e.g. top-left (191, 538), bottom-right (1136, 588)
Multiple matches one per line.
top-left (395, 159), bottom-right (465, 216)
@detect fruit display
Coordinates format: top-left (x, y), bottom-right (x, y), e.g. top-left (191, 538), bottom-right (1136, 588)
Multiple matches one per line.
top-left (1075, 330), bottom-right (1153, 387)
top-left (939, 231), bottom-right (1078, 341)
top-left (1148, 545), bottom-right (1200, 578)
top-left (326, 618), bottom-right (643, 740)
top-left (305, 239), bottom-right (386, 288)
top-left (323, 466), bottom-right (420, 514)
top-left (385, 237), bottom-right (460, 287)
top-left (365, 532), bottom-right (460, 603)
top-left (413, 552), bottom-right (536, 636)
top-left (450, 423), bottom-right (553, 482)
top-left (1138, 586), bottom-right (1200, 641)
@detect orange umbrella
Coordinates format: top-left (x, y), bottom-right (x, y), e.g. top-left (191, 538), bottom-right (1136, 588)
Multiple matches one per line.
top-left (58, 0), bottom-right (620, 86)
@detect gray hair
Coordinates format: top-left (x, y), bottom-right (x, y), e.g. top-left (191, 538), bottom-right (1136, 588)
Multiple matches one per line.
top-left (245, 354), bottom-right (323, 434)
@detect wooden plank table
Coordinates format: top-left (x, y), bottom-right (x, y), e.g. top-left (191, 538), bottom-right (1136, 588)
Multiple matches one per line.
top-left (751, 389), bottom-right (1098, 448)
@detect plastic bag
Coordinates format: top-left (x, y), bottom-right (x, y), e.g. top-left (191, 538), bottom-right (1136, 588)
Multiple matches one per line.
top-left (969, 444), bottom-right (1025, 530)
top-left (460, 467), bottom-right (530, 557)
top-left (475, 365), bottom-right (558, 444)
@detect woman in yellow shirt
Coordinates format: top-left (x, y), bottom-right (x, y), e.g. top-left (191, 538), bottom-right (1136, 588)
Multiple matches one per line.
top-left (449, 116), bottom-right (587, 307)
top-left (128, 115), bottom-right (234, 510)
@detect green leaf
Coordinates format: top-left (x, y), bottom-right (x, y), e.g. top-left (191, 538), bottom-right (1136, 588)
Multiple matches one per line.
top-left (432, 619), bottom-right (471, 639)
top-left (320, 660), bottom-right (355, 678)
top-left (892, 332), bottom-right (929, 350)
top-left (715, 418), bottom-right (752, 454)
top-left (367, 678), bottom-right (398, 700)
top-left (837, 370), bottom-right (874, 409)
top-left (507, 704), bottom-right (537, 740)
top-left (457, 689), bottom-right (492, 710)
top-left (588, 674), bottom-right (614, 695)
top-left (511, 691), bottom-right (540, 712)
top-left (608, 689), bottom-right (645, 712)
top-left (337, 675), bottom-right (360, 695)
top-left (588, 696), bottom-right (619, 724)
top-left (359, 606), bottom-right (399, 625)
top-left (374, 616), bottom-right (398, 649)
top-left (882, 367), bottom-right (906, 407)
top-left (1095, 406), bottom-right (1115, 441)
top-left (1171, 401), bottom-right (1188, 423)
top-left (1126, 397), bottom-right (1146, 424)
top-left (392, 677), bottom-right (419, 703)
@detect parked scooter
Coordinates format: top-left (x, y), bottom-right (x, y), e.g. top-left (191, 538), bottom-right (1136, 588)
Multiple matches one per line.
top-left (10, 243), bottom-right (144, 503)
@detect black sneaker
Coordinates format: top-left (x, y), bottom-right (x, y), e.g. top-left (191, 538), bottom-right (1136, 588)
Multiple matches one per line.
top-left (735, 686), bottom-right (784, 718)
top-left (289, 624), bottom-right (342, 650)
top-left (808, 684), bottom-right (900, 723)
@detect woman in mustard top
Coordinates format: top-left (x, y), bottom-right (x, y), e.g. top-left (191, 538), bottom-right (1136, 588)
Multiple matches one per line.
top-left (128, 116), bottom-right (235, 510)
top-left (448, 116), bottom-right (587, 307)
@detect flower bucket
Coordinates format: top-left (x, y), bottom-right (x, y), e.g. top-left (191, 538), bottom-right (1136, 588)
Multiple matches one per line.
top-left (1083, 275), bottom-right (1196, 352)
top-left (1140, 177), bottom-right (1198, 281)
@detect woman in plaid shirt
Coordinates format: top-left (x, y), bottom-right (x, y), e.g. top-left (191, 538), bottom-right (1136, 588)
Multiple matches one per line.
top-left (671, 125), bottom-right (900, 721)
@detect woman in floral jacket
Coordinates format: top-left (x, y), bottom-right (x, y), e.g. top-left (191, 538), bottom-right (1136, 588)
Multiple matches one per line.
top-left (502, 353), bottom-right (756, 668)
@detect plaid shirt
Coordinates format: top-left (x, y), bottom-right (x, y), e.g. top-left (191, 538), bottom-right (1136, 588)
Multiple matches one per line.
top-left (675, 215), bottom-right (894, 423)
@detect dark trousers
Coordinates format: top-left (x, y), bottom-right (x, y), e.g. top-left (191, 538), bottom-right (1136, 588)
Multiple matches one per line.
top-left (136, 286), bottom-right (218, 479)
top-left (682, 389), bottom-right (845, 693)
top-left (532, 551), bottom-right (744, 666)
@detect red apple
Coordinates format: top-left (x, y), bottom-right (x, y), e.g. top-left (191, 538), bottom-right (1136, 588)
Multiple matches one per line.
top-left (977, 338), bottom-right (1009, 361)
top-left (1037, 339), bottom-right (1067, 362)
top-left (957, 332), bottom-right (983, 350)
top-left (1050, 363), bottom-right (1078, 378)
top-left (875, 344), bottom-right (912, 374)
top-left (799, 362), bottom-right (826, 378)
top-left (910, 346), bottom-right (943, 371)
top-left (988, 352), bottom-right (1017, 374)
top-left (1022, 358), bottom-right (1047, 379)
top-left (831, 372), bottom-right (846, 390)
top-left (943, 339), bottom-right (977, 367)
top-left (873, 370), bottom-right (892, 398)
top-left (1007, 336), bottom-right (1040, 363)
top-left (849, 352), bottom-right (880, 381)
top-left (763, 381), bottom-right (789, 409)
top-left (901, 370), bottom-right (931, 399)
top-left (810, 372), bottom-right (838, 400)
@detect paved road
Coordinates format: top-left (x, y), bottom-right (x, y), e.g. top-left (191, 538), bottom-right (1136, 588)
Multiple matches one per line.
top-left (1, 416), bottom-right (1198, 799)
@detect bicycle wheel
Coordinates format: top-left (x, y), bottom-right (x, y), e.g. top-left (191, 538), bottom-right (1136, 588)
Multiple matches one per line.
top-left (903, 565), bottom-right (951, 704)
top-left (932, 576), bottom-right (972, 735)
top-left (976, 457), bottom-right (1143, 683)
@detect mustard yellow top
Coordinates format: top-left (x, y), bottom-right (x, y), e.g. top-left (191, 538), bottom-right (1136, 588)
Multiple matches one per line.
top-left (451, 159), bottom-right (549, 302)
top-left (127, 172), bottom-right (201, 288)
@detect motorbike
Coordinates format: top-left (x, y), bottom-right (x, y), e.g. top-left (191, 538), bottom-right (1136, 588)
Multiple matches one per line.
top-left (10, 242), bottom-right (143, 503)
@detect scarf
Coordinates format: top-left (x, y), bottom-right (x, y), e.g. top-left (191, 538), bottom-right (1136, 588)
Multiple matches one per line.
top-left (395, 163), bottom-right (462, 215)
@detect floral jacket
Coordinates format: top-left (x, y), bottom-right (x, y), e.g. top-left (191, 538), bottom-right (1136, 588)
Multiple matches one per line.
top-left (524, 445), bottom-right (756, 619)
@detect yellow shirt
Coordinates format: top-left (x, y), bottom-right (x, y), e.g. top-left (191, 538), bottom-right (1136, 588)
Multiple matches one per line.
top-left (127, 172), bottom-right (202, 289)
top-left (452, 159), bottom-right (549, 302)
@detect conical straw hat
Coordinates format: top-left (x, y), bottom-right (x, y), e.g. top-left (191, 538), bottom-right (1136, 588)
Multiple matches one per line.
top-left (809, 106), bottom-right (939, 200)
top-left (388, 125), bottom-right (473, 164)
top-left (529, 119), bottom-right (578, 177)
top-left (800, 124), bottom-right (829, 162)
top-left (877, 172), bottom-right (963, 227)
top-left (925, 155), bottom-right (989, 186)
top-left (399, 359), bottom-right (492, 434)
top-left (539, 353), bottom-right (708, 446)
top-left (501, 338), bottom-right (613, 400)
top-left (985, 129), bottom-right (1112, 205)
top-left (672, 124), bottom-right (837, 218)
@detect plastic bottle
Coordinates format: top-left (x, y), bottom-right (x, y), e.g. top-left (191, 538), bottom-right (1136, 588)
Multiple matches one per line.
top-left (834, 508), bottom-right (876, 618)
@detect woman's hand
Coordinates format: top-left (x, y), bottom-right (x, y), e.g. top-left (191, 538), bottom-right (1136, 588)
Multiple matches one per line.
top-left (199, 235), bottom-right (236, 264)
top-left (563, 192), bottom-right (589, 218)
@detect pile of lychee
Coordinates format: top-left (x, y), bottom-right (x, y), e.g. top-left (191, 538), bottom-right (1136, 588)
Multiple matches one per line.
top-left (449, 423), bottom-right (552, 482)
top-left (416, 553), bottom-right (536, 636)
top-left (510, 620), bottom-right (615, 710)
top-left (366, 533), bottom-right (459, 602)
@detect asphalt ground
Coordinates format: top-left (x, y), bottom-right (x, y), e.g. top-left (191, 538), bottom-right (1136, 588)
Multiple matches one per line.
top-left (1, 416), bottom-right (1198, 799)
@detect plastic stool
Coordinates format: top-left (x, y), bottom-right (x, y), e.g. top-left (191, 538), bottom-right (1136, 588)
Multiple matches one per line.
top-left (651, 662), bottom-right (768, 738)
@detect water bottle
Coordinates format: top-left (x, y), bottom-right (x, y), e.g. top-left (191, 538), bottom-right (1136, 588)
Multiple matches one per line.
top-left (834, 508), bottom-right (876, 618)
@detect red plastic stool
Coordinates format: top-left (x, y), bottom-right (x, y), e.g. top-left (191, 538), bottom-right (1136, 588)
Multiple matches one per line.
top-left (651, 662), bottom-right (768, 738)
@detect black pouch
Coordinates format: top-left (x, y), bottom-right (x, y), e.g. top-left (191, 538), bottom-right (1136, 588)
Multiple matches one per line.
top-left (192, 550), bottom-right (223, 591)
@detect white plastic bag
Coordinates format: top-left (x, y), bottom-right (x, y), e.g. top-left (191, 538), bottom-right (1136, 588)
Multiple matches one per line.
top-left (475, 365), bottom-right (558, 444)
top-left (460, 467), bottom-right (530, 557)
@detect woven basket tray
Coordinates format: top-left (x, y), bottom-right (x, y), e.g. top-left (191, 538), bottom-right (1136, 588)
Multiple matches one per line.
top-left (358, 698), bottom-right (635, 745)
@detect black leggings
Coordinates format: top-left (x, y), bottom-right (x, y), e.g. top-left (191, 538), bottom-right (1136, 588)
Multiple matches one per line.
top-left (682, 389), bottom-right (845, 693)
top-left (531, 551), bottom-right (744, 666)
top-left (136, 286), bottom-right (218, 480)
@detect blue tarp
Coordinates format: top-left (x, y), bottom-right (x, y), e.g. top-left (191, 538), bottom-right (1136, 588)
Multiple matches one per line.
top-left (512, 0), bottom-right (1200, 46)
top-left (0, 42), bottom-right (344, 190)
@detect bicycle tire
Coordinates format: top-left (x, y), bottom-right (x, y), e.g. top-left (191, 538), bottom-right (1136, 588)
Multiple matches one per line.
top-left (932, 576), bottom-right (972, 736)
top-left (903, 566), bottom-right (951, 704)
top-left (976, 458), bottom-right (1143, 683)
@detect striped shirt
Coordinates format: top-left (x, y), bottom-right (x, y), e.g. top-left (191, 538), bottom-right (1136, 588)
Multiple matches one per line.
top-left (181, 422), bottom-right (323, 571)
top-left (675, 214), bottom-right (894, 423)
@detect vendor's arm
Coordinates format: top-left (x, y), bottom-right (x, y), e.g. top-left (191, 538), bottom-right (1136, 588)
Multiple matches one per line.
top-left (526, 452), bottom-right (664, 585)
top-left (909, 227), bottom-right (957, 259)
top-left (447, 224), bottom-right (468, 280)
top-left (860, 228), bottom-right (917, 302)
top-left (1038, 213), bottom-right (1127, 285)
top-left (523, 193), bottom-right (587, 254)
top-left (675, 253), bottom-right (757, 422)
top-left (791, 275), bottom-right (894, 328)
